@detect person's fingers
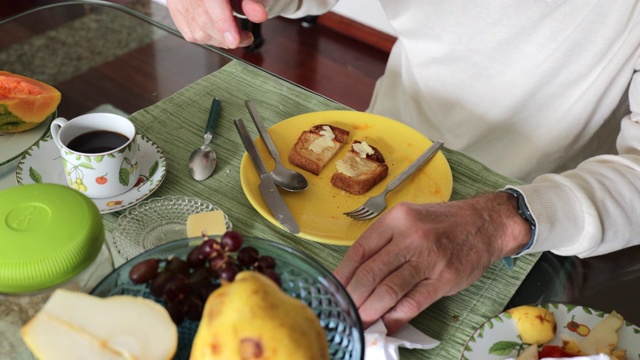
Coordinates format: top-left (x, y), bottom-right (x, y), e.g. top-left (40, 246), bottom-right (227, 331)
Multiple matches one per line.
top-left (200, 0), bottom-right (240, 48)
top-left (356, 260), bottom-right (428, 328)
top-left (238, 30), bottom-right (255, 47)
top-left (167, 0), bottom-right (268, 48)
top-left (381, 279), bottom-right (445, 334)
top-left (241, 0), bottom-right (269, 23)
top-left (333, 218), bottom-right (394, 287)
top-left (344, 242), bottom-right (407, 308)
top-left (166, 0), bottom-right (196, 41)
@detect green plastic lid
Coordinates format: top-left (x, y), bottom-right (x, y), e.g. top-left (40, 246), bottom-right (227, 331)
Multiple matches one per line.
top-left (0, 183), bottom-right (105, 294)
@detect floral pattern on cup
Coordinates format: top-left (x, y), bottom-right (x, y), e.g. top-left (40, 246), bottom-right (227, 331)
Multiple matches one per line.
top-left (50, 113), bottom-right (140, 198)
top-left (61, 143), bottom-right (139, 193)
top-left (16, 134), bottom-right (167, 214)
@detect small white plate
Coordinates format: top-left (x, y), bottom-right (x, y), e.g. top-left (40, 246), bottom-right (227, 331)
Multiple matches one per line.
top-left (111, 196), bottom-right (233, 261)
top-left (0, 112), bottom-right (55, 166)
top-left (15, 133), bottom-right (167, 214)
top-left (459, 303), bottom-right (640, 359)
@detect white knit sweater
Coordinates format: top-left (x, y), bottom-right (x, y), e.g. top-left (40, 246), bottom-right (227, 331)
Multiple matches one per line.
top-left (270, 0), bottom-right (640, 258)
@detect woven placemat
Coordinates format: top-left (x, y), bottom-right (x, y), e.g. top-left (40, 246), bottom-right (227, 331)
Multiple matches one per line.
top-left (102, 60), bottom-right (540, 359)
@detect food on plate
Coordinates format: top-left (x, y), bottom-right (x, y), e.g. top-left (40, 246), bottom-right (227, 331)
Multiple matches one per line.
top-left (514, 344), bottom-right (540, 359)
top-left (128, 231), bottom-right (282, 325)
top-left (190, 271), bottom-right (329, 360)
top-left (507, 305), bottom-right (557, 345)
top-left (20, 289), bottom-right (177, 360)
top-left (288, 124), bottom-right (350, 175)
top-left (515, 347), bottom-right (616, 359)
top-left (563, 311), bottom-right (626, 358)
top-left (511, 310), bottom-right (627, 360)
top-left (330, 140), bottom-right (389, 194)
top-left (0, 71), bottom-right (61, 133)
top-left (186, 210), bottom-right (228, 237)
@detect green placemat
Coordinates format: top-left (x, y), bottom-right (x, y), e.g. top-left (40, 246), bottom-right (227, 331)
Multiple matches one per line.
top-left (102, 60), bottom-right (540, 359)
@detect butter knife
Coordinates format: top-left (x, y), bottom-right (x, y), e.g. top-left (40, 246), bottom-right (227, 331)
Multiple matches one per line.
top-left (234, 118), bottom-right (301, 234)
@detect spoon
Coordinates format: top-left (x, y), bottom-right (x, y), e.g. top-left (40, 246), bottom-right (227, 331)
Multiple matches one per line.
top-left (188, 97), bottom-right (221, 181)
top-left (245, 99), bottom-right (308, 192)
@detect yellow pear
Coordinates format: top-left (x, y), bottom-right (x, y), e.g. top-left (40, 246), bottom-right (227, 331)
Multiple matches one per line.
top-left (507, 305), bottom-right (556, 345)
top-left (190, 271), bottom-right (329, 360)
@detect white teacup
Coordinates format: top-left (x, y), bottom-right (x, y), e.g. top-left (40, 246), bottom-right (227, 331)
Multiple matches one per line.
top-left (50, 113), bottom-right (140, 198)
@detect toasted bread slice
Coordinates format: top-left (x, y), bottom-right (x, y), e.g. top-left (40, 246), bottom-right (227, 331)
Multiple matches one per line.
top-left (330, 140), bottom-right (388, 195)
top-left (288, 124), bottom-right (350, 175)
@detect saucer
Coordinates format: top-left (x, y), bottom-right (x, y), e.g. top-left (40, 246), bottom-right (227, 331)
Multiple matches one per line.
top-left (0, 111), bottom-right (55, 166)
top-left (15, 133), bottom-right (167, 214)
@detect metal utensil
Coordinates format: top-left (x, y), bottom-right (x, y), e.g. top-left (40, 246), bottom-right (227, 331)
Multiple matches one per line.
top-left (188, 97), bottom-right (221, 181)
top-left (344, 140), bottom-right (444, 220)
top-left (245, 99), bottom-right (308, 192)
top-left (234, 118), bottom-right (301, 234)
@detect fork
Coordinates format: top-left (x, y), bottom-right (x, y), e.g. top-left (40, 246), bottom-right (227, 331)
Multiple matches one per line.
top-left (344, 140), bottom-right (444, 220)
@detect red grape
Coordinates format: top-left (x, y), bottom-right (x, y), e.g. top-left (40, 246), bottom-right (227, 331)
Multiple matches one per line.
top-left (188, 267), bottom-right (212, 288)
top-left (262, 269), bottom-right (281, 286)
top-left (186, 246), bottom-right (206, 268)
top-left (129, 258), bottom-right (160, 284)
top-left (199, 238), bottom-right (218, 257)
top-left (150, 271), bottom-right (172, 297)
top-left (220, 231), bottom-right (243, 251)
top-left (165, 257), bottom-right (190, 275)
top-left (258, 255), bottom-right (276, 271)
top-left (162, 274), bottom-right (190, 303)
top-left (165, 300), bottom-right (186, 325)
top-left (184, 294), bottom-right (204, 321)
top-left (128, 231), bottom-right (285, 325)
top-left (208, 252), bottom-right (228, 272)
top-left (237, 246), bottom-right (259, 267)
top-left (197, 282), bottom-right (219, 301)
top-left (219, 263), bottom-right (239, 282)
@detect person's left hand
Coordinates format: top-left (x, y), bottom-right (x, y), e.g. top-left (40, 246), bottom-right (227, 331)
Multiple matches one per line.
top-left (333, 192), bottom-right (531, 334)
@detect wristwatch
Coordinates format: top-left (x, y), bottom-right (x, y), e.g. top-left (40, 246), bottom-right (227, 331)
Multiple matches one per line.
top-left (500, 187), bottom-right (537, 268)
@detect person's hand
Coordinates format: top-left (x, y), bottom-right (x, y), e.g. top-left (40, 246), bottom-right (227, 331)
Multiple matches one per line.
top-left (333, 192), bottom-right (532, 334)
top-left (166, 0), bottom-right (269, 48)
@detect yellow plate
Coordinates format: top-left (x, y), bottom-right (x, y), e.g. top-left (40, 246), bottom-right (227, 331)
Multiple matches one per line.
top-left (239, 110), bottom-right (453, 245)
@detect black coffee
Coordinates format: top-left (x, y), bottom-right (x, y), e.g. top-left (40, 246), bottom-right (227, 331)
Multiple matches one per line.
top-left (67, 130), bottom-right (129, 154)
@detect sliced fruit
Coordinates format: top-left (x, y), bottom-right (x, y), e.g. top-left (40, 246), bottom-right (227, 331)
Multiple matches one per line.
top-left (580, 311), bottom-right (624, 355)
top-left (21, 289), bottom-right (177, 360)
top-left (0, 71), bottom-right (61, 133)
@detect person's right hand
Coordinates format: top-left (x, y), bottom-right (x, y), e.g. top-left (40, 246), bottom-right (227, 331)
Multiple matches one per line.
top-left (166, 0), bottom-right (269, 48)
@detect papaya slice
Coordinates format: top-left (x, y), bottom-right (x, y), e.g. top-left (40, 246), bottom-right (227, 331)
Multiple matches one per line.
top-left (0, 71), bottom-right (61, 133)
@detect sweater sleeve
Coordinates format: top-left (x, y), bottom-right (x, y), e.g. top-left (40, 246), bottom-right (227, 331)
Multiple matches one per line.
top-left (264, 0), bottom-right (337, 19)
top-left (513, 72), bottom-right (640, 258)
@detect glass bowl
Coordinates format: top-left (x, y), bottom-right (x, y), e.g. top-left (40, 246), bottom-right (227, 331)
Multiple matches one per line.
top-left (112, 196), bottom-right (232, 261)
top-left (91, 236), bottom-right (364, 360)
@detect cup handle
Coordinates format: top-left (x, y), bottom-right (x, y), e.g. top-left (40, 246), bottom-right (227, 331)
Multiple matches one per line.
top-left (50, 118), bottom-right (69, 149)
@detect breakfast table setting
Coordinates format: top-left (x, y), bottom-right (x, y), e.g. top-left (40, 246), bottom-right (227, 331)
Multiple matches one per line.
top-left (2, 1), bottom-right (640, 360)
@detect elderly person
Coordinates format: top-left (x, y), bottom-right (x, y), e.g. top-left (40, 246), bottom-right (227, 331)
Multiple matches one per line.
top-left (167, 0), bottom-right (640, 334)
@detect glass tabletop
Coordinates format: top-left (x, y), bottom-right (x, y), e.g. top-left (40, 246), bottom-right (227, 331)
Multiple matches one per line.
top-left (0, 0), bottom-right (235, 118)
top-left (2, 0), bottom-right (639, 355)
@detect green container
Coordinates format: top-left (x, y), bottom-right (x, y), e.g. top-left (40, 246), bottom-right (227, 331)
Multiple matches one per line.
top-left (0, 183), bottom-right (107, 294)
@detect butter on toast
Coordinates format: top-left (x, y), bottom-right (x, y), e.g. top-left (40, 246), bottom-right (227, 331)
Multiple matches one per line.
top-left (288, 124), bottom-right (350, 175)
top-left (330, 140), bottom-right (388, 195)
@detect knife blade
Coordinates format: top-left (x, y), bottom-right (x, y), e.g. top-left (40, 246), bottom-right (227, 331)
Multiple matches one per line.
top-left (234, 118), bottom-right (301, 234)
